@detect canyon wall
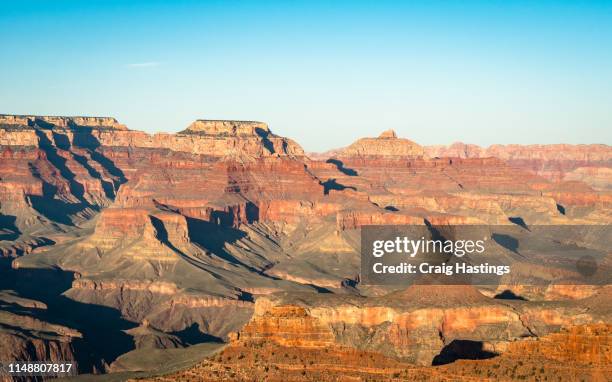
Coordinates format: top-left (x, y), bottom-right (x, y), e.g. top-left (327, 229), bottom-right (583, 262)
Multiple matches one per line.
top-left (1, 114), bottom-right (610, 376)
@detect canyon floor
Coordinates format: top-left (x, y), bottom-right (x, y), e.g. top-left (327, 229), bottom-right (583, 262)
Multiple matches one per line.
top-left (0, 115), bottom-right (610, 381)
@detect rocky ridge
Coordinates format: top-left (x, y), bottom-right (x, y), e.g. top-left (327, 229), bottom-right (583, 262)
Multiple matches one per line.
top-left (426, 142), bottom-right (612, 190)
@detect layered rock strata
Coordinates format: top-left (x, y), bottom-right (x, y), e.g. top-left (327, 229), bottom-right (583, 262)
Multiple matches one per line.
top-left (1, 114), bottom-right (610, 377)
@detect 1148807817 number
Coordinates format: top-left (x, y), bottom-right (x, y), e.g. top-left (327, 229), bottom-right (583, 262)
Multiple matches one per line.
top-left (0, 362), bottom-right (77, 377)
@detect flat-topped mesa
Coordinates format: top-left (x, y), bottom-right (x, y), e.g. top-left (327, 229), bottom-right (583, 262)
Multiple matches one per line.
top-left (338, 129), bottom-right (425, 158)
top-left (0, 114), bottom-right (127, 130)
top-left (174, 119), bottom-right (305, 158)
top-left (181, 120), bottom-right (270, 136)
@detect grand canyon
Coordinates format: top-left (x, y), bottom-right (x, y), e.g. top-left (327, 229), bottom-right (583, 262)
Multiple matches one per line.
top-left (0, 114), bottom-right (610, 381)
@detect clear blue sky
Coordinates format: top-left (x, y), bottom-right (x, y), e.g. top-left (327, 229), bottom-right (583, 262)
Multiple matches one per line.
top-left (1, 0), bottom-right (611, 151)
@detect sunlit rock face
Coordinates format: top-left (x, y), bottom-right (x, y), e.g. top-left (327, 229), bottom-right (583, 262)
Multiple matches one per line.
top-left (141, 299), bottom-right (611, 382)
top-left (339, 129), bottom-right (426, 158)
top-left (233, 285), bottom-right (610, 366)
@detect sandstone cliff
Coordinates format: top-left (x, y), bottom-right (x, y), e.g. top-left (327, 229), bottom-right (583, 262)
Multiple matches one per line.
top-left (235, 285), bottom-right (610, 366)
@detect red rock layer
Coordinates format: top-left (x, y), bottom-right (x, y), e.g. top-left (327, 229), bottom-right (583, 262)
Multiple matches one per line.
top-left (425, 142), bottom-right (612, 190)
top-left (232, 305), bottom-right (335, 348)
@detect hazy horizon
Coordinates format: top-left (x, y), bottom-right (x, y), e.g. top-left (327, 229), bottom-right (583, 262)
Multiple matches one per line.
top-left (1, 0), bottom-right (611, 151)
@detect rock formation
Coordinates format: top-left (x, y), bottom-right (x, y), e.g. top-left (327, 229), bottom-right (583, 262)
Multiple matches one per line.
top-left (338, 129), bottom-right (425, 158)
top-left (0, 114), bottom-right (610, 378)
top-left (227, 284), bottom-right (610, 366)
top-left (0, 291), bottom-right (80, 367)
top-left (136, 313), bottom-right (611, 381)
top-left (425, 142), bottom-right (612, 190)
